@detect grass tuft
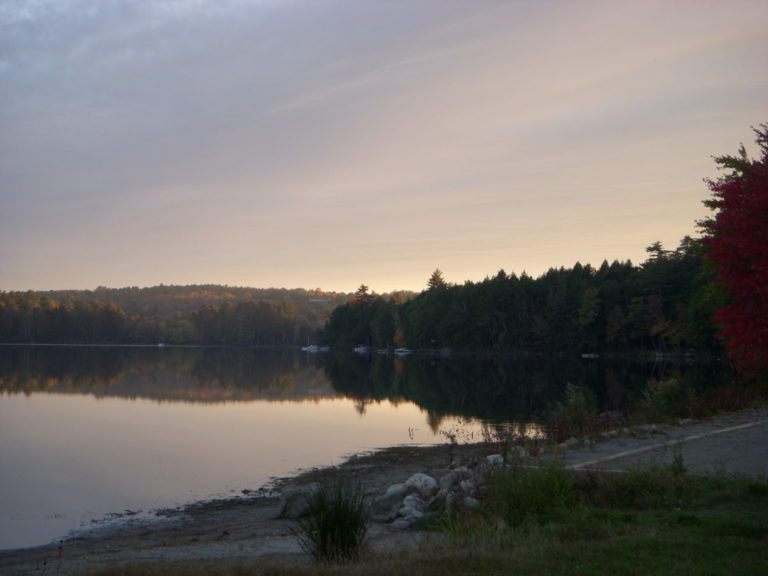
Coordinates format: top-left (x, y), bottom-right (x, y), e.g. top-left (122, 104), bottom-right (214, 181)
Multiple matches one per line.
top-left (293, 477), bottom-right (369, 563)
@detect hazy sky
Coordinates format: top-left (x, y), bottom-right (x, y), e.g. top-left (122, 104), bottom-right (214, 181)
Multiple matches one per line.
top-left (1, 0), bottom-right (766, 293)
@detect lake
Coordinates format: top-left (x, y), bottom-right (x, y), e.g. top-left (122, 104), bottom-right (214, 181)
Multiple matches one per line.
top-left (0, 345), bottom-right (728, 550)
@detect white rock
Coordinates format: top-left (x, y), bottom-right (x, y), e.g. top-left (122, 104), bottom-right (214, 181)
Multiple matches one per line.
top-left (401, 493), bottom-right (427, 513)
top-left (462, 496), bottom-right (481, 510)
top-left (486, 454), bottom-right (505, 466)
top-left (372, 484), bottom-right (414, 522)
top-left (384, 483), bottom-right (407, 497)
top-left (277, 483), bottom-right (319, 519)
top-left (405, 473), bottom-right (438, 498)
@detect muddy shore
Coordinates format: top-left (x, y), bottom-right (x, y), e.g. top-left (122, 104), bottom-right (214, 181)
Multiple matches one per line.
top-left (2, 404), bottom-right (766, 576)
top-left (0, 444), bottom-right (489, 576)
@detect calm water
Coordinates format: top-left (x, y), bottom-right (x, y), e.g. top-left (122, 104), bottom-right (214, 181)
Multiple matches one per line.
top-left (0, 346), bottom-right (729, 550)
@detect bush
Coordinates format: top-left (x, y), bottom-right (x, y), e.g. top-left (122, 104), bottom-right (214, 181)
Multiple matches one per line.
top-left (293, 477), bottom-right (369, 563)
top-left (551, 383), bottom-right (598, 442)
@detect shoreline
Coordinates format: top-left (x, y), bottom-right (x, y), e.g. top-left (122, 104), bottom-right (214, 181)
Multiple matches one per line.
top-left (2, 403), bottom-right (767, 575)
top-left (0, 443), bottom-right (490, 576)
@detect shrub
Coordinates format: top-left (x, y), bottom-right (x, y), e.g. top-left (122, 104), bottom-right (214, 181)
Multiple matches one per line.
top-left (551, 383), bottom-right (598, 442)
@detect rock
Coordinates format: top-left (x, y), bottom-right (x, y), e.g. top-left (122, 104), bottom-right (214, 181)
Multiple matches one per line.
top-left (486, 454), bottom-right (505, 466)
top-left (372, 483), bottom-right (416, 523)
top-left (560, 437), bottom-right (579, 449)
top-left (462, 496), bottom-right (480, 510)
top-left (439, 468), bottom-right (472, 491)
top-left (399, 508), bottom-right (424, 522)
top-left (391, 518), bottom-right (412, 530)
top-left (405, 473), bottom-right (438, 498)
top-left (277, 483), bottom-right (319, 519)
top-left (509, 445), bottom-right (528, 459)
top-left (439, 471), bottom-right (460, 491)
top-left (384, 482), bottom-right (410, 498)
top-left (400, 494), bottom-right (427, 514)
top-left (395, 494), bottom-right (428, 527)
top-left (459, 479), bottom-right (477, 493)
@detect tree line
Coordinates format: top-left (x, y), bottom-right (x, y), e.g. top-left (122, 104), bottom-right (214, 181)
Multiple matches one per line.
top-left (322, 237), bottom-right (720, 357)
top-left (0, 285), bottom-right (348, 345)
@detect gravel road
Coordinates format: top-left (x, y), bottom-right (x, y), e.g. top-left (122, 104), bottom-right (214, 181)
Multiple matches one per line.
top-left (562, 404), bottom-right (768, 476)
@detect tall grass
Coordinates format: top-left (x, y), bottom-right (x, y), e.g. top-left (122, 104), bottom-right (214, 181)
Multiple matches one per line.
top-left (293, 478), bottom-right (369, 563)
top-left (485, 462), bottom-right (573, 526)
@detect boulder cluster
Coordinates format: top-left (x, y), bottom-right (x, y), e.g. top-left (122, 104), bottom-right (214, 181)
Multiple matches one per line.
top-left (369, 469), bottom-right (481, 529)
top-left (278, 450), bottom-right (529, 530)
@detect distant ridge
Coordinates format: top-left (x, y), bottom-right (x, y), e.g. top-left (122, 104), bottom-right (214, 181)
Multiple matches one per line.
top-left (28, 284), bottom-right (353, 317)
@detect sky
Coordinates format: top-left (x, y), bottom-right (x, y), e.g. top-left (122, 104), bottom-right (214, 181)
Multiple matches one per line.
top-left (1, 0), bottom-right (766, 294)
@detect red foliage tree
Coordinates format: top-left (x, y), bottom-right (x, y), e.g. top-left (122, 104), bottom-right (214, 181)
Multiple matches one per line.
top-left (701, 125), bottom-right (768, 378)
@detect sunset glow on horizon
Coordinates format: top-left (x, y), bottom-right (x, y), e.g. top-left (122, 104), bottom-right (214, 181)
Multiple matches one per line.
top-left (1, 0), bottom-right (766, 294)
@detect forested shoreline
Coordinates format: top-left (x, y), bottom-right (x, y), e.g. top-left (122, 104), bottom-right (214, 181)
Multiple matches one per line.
top-left (323, 236), bottom-right (721, 357)
top-left (0, 285), bottom-right (350, 346)
top-left (0, 237), bottom-right (719, 357)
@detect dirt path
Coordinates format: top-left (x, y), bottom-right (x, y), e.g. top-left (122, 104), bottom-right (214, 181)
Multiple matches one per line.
top-left (1, 405), bottom-right (766, 575)
top-left (562, 404), bottom-right (768, 476)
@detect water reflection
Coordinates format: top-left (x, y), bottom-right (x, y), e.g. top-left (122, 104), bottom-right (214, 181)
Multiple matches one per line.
top-left (0, 346), bottom-right (337, 403)
top-left (0, 346), bottom-right (733, 423)
top-left (0, 346), bottom-right (732, 550)
top-left (318, 351), bottom-right (733, 429)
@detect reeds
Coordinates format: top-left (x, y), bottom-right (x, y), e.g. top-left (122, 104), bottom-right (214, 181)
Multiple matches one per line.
top-left (293, 477), bottom-right (369, 563)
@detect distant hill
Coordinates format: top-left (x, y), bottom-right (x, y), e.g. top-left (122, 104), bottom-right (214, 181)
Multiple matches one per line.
top-left (37, 284), bottom-right (352, 318)
top-left (0, 284), bottom-right (353, 345)
top-left (0, 284), bottom-right (415, 345)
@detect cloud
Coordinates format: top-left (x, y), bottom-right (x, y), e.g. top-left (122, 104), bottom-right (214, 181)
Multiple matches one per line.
top-left (1, 0), bottom-right (766, 291)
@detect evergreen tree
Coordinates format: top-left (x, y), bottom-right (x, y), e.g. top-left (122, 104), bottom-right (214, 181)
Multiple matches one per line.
top-left (427, 269), bottom-right (447, 290)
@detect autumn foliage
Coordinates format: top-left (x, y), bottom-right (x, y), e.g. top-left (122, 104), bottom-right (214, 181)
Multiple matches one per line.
top-left (702, 125), bottom-right (768, 378)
